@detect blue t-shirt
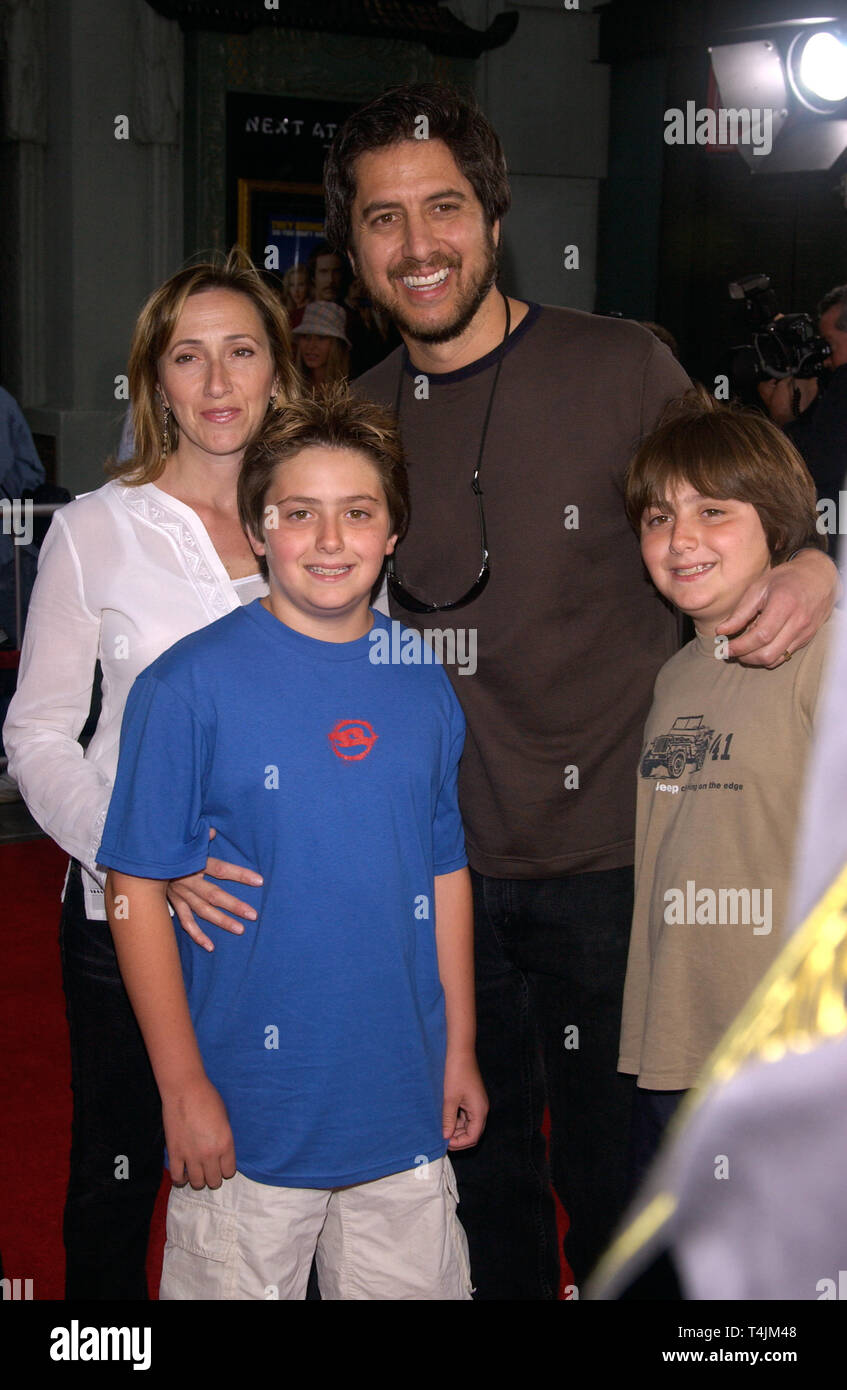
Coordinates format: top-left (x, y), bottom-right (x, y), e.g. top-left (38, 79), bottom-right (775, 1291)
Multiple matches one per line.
top-left (98, 603), bottom-right (467, 1188)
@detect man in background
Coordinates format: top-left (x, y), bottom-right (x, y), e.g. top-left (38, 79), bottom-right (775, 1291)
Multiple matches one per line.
top-left (308, 241), bottom-right (347, 304)
top-left (758, 283), bottom-right (847, 504)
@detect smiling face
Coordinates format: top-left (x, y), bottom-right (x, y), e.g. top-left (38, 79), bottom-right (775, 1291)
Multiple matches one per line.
top-left (250, 445), bottom-right (397, 642)
top-left (640, 481), bottom-right (772, 635)
top-left (157, 288), bottom-right (277, 469)
top-left (347, 138), bottom-right (499, 345)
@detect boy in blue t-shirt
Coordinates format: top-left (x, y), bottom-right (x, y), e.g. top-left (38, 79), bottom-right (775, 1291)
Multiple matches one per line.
top-left (99, 386), bottom-right (487, 1300)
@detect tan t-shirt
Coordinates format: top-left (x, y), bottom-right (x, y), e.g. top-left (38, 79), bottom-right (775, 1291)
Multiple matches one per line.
top-left (619, 618), bottom-right (835, 1090)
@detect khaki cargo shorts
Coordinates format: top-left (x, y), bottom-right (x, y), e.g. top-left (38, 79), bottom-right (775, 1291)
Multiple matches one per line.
top-left (159, 1154), bottom-right (473, 1301)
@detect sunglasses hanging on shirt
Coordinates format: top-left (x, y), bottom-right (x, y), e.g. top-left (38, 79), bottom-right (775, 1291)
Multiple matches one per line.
top-left (386, 294), bottom-right (511, 614)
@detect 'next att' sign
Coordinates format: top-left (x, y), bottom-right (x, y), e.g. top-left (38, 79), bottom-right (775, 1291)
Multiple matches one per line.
top-left (227, 93), bottom-right (358, 184)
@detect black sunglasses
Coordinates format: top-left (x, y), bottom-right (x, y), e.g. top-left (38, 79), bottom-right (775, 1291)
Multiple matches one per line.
top-left (386, 477), bottom-right (490, 614)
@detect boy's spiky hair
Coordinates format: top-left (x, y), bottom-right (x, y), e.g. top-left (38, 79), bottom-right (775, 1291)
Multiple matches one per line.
top-left (238, 382), bottom-right (410, 579)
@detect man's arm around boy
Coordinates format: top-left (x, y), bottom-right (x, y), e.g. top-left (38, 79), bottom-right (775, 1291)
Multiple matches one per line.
top-left (106, 865), bottom-right (487, 1186)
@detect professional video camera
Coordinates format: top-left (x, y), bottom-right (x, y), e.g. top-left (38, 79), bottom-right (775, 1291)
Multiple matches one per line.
top-left (727, 274), bottom-right (831, 389)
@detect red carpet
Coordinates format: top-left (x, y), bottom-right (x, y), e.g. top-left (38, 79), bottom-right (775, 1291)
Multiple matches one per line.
top-left (2, 838), bottom-right (568, 1299)
top-left (0, 839), bottom-right (167, 1300)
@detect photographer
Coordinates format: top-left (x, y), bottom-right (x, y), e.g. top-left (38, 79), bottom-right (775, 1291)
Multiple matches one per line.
top-left (758, 285), bottom-right (847, 505)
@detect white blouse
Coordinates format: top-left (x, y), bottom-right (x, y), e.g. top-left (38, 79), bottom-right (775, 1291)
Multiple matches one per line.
top-left (4, 479), bottom-right (267, 918)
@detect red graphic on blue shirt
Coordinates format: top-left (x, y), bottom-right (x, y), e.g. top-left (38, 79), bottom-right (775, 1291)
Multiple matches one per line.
top-left (329, 718), bottom-right (379, 761)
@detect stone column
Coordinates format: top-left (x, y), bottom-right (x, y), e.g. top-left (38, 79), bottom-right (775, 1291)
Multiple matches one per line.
top-left (0, 0), bottom-right (48, 406)
top-left (5, 0), bottom-right (183, 494)
top-left (450, 0), bottom-right (609, 310)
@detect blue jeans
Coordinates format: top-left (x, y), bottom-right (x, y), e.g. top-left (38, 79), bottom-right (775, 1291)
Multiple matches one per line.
top-left (450, 866), bottom-right (636, 1298)
top-left (59, 861), bottom-right (164, 1299)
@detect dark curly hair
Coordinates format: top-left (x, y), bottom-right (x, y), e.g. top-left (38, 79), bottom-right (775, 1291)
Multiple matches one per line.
top-left (323, 83), bottom-right (511, 253)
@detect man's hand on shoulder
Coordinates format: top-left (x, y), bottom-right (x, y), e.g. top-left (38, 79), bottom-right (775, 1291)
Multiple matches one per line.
top-left (720, 548), bottom-right (839, 667)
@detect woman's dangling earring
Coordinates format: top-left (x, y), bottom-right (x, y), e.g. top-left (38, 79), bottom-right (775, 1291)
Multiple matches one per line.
top-left (161, 403), bottom-right (171, 458)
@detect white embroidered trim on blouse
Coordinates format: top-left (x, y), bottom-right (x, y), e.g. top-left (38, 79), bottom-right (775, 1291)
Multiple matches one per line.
top-left (121, 488), bottom-right (232, 621)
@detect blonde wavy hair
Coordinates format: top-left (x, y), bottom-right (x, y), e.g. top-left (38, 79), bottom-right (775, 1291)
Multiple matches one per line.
top-left (111, 246), bottom-right (300, 484)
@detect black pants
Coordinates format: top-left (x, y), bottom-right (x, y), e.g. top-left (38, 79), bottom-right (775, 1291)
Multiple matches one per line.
top-left (628, 1086), bottom-right (686, 1194)
top-left (451, 865), bottom-right (636, 1299)
top-left (59, 861), bottom-right (164, 1299)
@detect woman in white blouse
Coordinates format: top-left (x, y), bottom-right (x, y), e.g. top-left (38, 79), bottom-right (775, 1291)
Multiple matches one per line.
top-left (4, 248), bottom-right (300, 1298)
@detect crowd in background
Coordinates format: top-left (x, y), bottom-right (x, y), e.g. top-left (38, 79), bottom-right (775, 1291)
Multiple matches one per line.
top-left (279, 241), bottom-right (400, 389)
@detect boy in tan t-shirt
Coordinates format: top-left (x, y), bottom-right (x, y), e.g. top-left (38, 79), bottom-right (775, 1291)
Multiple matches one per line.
top-left (618, 386), bottom-right (834, 1183)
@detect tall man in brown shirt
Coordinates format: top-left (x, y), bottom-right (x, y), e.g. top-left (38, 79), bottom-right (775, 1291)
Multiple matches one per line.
top-left (324, 84), bottom-right (838, 1297)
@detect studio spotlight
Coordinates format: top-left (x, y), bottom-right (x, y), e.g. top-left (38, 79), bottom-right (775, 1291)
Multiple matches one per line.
top-left (708, 17), bottom-right (847, 172)
top-left (788, 27), bottom-right (847, 112)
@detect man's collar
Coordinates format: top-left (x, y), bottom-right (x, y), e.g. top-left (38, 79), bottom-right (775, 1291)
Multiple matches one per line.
top-left (400, 301), bottom-right (538, 385)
